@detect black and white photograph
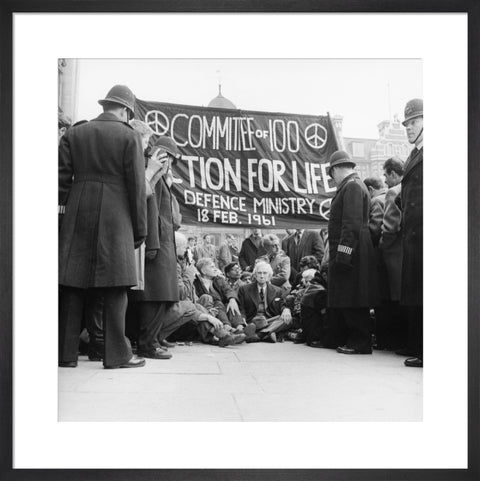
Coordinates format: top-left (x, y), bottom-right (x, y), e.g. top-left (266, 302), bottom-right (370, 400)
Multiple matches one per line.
top-left (57, 58), bottom-right (423, 422)
top-left (6, 9), bottom-right (475, 477)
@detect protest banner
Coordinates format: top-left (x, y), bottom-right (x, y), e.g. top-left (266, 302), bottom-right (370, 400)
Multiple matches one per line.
top-left (135, 100), bottom-right (340, 228)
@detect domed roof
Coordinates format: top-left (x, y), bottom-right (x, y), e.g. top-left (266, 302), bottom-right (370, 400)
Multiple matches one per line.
top-left (208, 85), bottom-right (237, 109)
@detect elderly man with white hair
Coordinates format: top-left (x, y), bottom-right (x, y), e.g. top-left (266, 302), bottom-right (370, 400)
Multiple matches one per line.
top-left (237, 261), bottom-right (292, 343)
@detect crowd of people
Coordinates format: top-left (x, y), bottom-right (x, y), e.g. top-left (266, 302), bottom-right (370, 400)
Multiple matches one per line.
top-left (58, 85), bottom-right (423, 370)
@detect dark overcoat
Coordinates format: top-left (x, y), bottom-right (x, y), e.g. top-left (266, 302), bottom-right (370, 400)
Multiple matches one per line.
top-left (285, 230), bottom-right (325, 271)
top-left (237, 281), bottom-right (284, 323)
top-left (132, 177), bottom-right (179, 302)
top-left (379, 184), bottom-right (403, 301)
top-left (328, 173), bottom-right (379, 308)
top-left (400, 147), bottom-right (423, 306)
top-left (58, 113), bottom-right (146, 288)
top-left (238, 237), bottom-right (267, 271)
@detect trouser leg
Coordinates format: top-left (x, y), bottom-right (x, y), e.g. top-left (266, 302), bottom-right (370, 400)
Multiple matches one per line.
top-left (137, 301), bottom-right (167, 353)
top-left (323, 308), bottom-right (348, 349)
top-left (85, 291), bottom-right (104, 358)
top-left (157, 301), bottom-right (194, 342)
top-left (59, 286), bottom-right (85, 363)
top-left (101, 287), bottom-right (132, 368)
top-left (406, 306), bottom-right (423, 359)
top-left (344, 307), bottom-right (372, 353)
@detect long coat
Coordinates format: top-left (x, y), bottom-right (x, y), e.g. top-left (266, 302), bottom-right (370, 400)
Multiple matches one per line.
top-left (58, 113), bottom-right (146, 288)
top-left (400, 147), bottom-right (423, 306)
top-left (328, 173), bottom-right (378, 308)
top-left (131, 177), bottom-right (179, 302)
top-left (285, 230), bottom-right (325, 271)
top-left (237, 281), bottom-right (284, 323)
top-left (380, 184), bottom-right (403, 301)
top-left (238, 236), bottom-right (267, 271)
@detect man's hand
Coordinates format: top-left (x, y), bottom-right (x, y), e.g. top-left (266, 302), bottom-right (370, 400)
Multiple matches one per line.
top-left (205, 314), bottom-right (223, 330)
top-left (145, 149), bottom-right (169, 188)
top-left (226, 298), bottom-right (240, 316)
top-left (280, 307), bottom-right (292, 326)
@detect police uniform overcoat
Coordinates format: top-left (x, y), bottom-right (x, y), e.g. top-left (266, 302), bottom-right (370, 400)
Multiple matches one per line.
top-left (328, 173), bottom-right (379, 308)
top-left (132, 177), bottom-right (179, 302)
top-left (59, 113), bottom-right (146, 288)
top-left (400, 147), bottom-right (423, 306)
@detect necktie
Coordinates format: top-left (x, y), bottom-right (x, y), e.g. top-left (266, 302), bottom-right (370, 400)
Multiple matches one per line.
top-left (259, 288), bottom-right (266, 315)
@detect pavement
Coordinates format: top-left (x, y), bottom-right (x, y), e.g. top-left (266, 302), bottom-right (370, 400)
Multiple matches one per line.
top-left (58, 341), bottom-right (422, 422)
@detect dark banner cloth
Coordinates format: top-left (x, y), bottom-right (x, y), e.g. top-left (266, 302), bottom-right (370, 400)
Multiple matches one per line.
top-left (135, 100), bottom-right (339, 228)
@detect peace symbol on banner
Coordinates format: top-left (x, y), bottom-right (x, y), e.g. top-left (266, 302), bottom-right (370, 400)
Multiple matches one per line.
top-left (304, 123), bottom-right (328, 149)
top-left (145, 110), bottom-right (169, 136)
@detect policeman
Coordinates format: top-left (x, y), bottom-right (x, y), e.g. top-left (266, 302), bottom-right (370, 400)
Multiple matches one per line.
top-left (324, 150), bottom-right (379, 354)
top-left (399, 99), bottom-right (423, 368)
top-left (58, 85), bottom-right (147, 369)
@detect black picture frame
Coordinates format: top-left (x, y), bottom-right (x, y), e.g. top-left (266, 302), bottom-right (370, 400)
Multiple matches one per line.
top-left (1, 1), bottom-right (479, 480)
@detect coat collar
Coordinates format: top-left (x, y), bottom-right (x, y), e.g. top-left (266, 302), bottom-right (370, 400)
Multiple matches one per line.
top-left (333, 172), bottom-right (359, 199)
top-left (92, 112), bottom-right (126, 123)
top-left (403, 147), bottom-right (423, 180)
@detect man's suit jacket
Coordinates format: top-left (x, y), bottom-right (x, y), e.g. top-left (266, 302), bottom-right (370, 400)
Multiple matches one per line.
top-left (285, 230), bottom-right (324, 271)
top-left (237, 282), bottom-right (284, 323)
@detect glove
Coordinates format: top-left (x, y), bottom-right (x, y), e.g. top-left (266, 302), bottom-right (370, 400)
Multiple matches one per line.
top-left (145, 249), bottom-right (158, 260)
top-left (134, 237), bottom-right (146, 249)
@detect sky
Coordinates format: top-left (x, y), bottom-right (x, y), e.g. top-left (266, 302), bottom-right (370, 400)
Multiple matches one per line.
top-left (75, 58), bottom-right (422, 139)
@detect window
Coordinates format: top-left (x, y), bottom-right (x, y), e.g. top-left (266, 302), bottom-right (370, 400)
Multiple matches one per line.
top-left (352, 142), bottom-right (365, 158)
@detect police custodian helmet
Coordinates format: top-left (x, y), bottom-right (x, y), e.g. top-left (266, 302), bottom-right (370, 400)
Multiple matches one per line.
top-left (402, 98), bottom-right (423, 126)
top-left (98, 85), bottom-right (136, 118)
top-left (328, 150), bottom-right (356, 176)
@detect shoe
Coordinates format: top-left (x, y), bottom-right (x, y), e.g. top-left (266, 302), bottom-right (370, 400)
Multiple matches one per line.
top-left (219, 333), bottom-right (246, 347)
top-left (262, 332), bottom-right (277, 343)
top-left (88, 349), bottom-right (103, 361)
top-left (293, 336), bottom-right (305, 344)
top-left (243, 323), bottom-right (257, 338)
top-left (336, 346), bottom-right (372, 355)
top-left (232, 333), bottom-right (247, 344)
top-left (59, 361), bottom-right (77, 368)
top-left (137, 348), bottom-right (172, 360)
top-left (395, 347), bottom-right (416, 357)
top-left (308, 341), bottom-right (325, 348)
top-left (245, 334), bottom-right (260, 343)
top-left (104, 355), bottom-right (146, 368)
top-left (405, 357), bottom-right (423, 367)
top-left (160, 339), bottom-right (175, 348)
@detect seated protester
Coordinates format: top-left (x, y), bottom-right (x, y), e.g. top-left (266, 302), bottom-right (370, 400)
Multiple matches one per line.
top-left (262, 234), bottom-right (291, 293)
top-left (164, 232), bottom-right (246, 347)
top-left (285, 268), bottom-right (318, 334)
top-left (237, 260), bottom-right (293, 343)
top-left (194, 257), bottom-right (244, 328)
top-left (240, 271), bottom-right (253, 284)
top-left (224, 262), bottom-right (246, 294)
top-left (291, 255), bottom-right (320, 290)
top-left (300, 270), bottom-right (328, 347)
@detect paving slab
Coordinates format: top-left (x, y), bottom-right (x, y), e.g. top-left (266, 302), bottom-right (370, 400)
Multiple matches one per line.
top-left (58, 341), bottom-right (422, 422)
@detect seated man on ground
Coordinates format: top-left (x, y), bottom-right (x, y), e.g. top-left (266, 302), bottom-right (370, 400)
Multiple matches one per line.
top-left (224, 262), bottom-right (246, 294)
top-left (237, 260), bottom-right (292, 343)
top-left (194, 257), bottom-right (244, 329)
top-left (162, 232), bottom-right (246, 347)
